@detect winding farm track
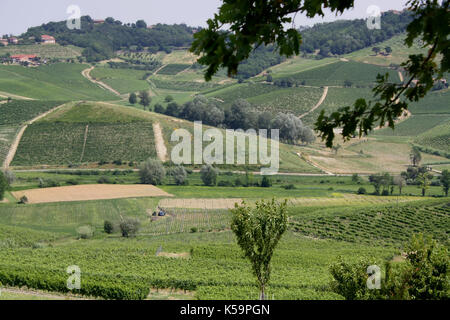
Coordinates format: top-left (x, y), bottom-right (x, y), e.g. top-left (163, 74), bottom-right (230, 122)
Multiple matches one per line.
top-left (152, 64), bottom-right (167, 75)
top-left (0, 91), bottom-right (35, 101)
top-left (153, 122), bottom-right (168, 162)
top-left (81, 66), bottom-right (121, 97)
top-left (2, 103), bottom-right (67, 169)
top-left (299, 86), bottom-right (329, 119)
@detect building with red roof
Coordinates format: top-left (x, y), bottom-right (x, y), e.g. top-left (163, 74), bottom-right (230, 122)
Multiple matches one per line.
top-left (41, 35), bottom-right (56, 44)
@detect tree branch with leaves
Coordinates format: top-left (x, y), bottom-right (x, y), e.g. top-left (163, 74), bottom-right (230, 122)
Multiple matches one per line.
top-left (191, 0), bottom-right (449, 147)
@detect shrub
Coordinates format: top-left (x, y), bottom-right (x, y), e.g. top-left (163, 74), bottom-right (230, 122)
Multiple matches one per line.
top-left (283, 184), bottom-right (296, 190)
top-left (200, 165), bottom-right (218, 186)
top-left (139, 158), bottom-right (166, 185)
top-left (234, 178), bottom-right (243, 186)
top-left (260, 176), bottom-right (272, 188)
top-left (357, 187), bottom-right (367, 195)
top-left (381, 190), bottom-right (390, 196)
top-left (77, 225), bottom-right (95, 239)
top-left (218, 180), bottom-right (233, 187)
top-left (97, 176), bottom-right (111, 184)
top-left (190, 227), bottom-right (198, 233)
top-left (120, 218), bottom-right (141, 237)
top-left (66, 179), bottom-right (79, 185)
top-left (104, 220), bottom-right (115, 234)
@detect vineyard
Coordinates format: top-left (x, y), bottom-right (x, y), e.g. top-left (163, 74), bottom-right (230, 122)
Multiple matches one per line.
top-left (276, 61), bottom-right (400, 87)
top-left (0, 44), bottom-right (83, 59)
top-left (0, 125), bottom-right (20, 165)
top-left (289, 199), bottom-right (450, 246)
top-left (151, 79), bottom-right (222, 91)
top-left (158, 64), bottom-right (192, 75)
top-left (414, 120), bottom-right (450, 154)
top-left (376, 115), bottom-right (450, 136)
top-left (0, 100), bottom-right (65, 125)
top-left (12, 122), bottom-right (157, 165)
top-left (0, 231), bottom-right (392, 300)
top-left (247, 87), bottom-right (323, 115)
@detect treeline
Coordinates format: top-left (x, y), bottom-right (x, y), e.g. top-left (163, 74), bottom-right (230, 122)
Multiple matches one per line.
top-left (300, 11), bottom-right (412, 57)
top-left (237, 46), bottom-right (285, 79)
top-left (154, 96), bottom-right (315, 145)
top-left (22, 16), bottom-right (195, 62)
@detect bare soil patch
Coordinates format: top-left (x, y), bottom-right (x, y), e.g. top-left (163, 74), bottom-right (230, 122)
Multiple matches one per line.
top-left (12, 184), bottom-right (173, 204)
top-left (159, 198), bottom-right (243, 209)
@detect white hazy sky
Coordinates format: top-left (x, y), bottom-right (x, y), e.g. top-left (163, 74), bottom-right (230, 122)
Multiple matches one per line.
top-left (0, 0), bottom-right (408, 36)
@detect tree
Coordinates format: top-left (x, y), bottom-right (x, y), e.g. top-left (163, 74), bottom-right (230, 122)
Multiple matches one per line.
top-left (171, 165), bottom-right (188, 186)
top-left (266, 74), bottom-right (273, 82)
top-left (136, 20), bottom-right (147, 29)
top-left (165, 95), bottom-right (174, 103)
top-left (129, 92), bottom-right (137, 105)
top-left (0, 170), bottom-right (8, 201)
top-left (440, 170), bottom-right (450, 197)
top-left (394, 176), bottom-right (406, 195)
top-left (330, 234), bottom-right (449, 300)
top-left (230, 199), bottom-right (288, 300)
top-left (417, 172), bottom-right (433, 196)
top-left (139, 158), bottom-right (166, 185)
top-left (104, 220), bottom-right (115, 234)
top-left (119, 218), bottom-right (141, 237)
top-left (200, 165), bottom-right (218, 186)
top-left (372, 47), bottom-right (381, 55)
top-left (191, 0), bottom-right (449, 148)
top-left (165, 102), bottom-right (181, 117)
top-left (154, 103), bottom-right (165, 114)
top-left (385, 46), bottom-right (393, 55)
top-left (138, 90), bottom-right (151, 110)
top-left (410, 146), bottom-right (422, 167)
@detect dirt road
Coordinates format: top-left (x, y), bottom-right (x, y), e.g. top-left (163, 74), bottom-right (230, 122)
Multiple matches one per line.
top-left (153, 122), bottom-right (168, 162)
top-left (299, 86), bottom-right (329, 119)
top-left (81, 66), bottom-right (121, 97)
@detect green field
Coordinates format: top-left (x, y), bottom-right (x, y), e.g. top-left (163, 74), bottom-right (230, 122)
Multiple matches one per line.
top-left (0, 64), bottom-right (118, 100)
top-left (276, 61), bottom-right (400, 87)
top-left (376, 115), bottom-right (450, 136)
top-left (90, 67), bottom-right (151, 94)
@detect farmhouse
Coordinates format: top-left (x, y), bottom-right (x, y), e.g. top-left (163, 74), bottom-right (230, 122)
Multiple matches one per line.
top-left (93, 19), bottom-right (105, 25)
top-left (10, 54), bottom-right (39, 66)
top-left (8, 37), bottom-right (18, 44)
top-left (0, 39), bottom-right (8, 46)
top-left (41, 35), bottom-right (56, 44)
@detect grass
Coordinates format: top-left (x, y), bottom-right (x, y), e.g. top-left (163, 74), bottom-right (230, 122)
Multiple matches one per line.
top-left (376, 115), bottom-right (450, 136)
top-left (276, 60), bottom-right (400, 87)
top-left (345, 34), bottom-right (427, 66)
top-left (90, 67), bottom-right (151, 94)
top-left (0, 63), bottom-right (118, 100)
